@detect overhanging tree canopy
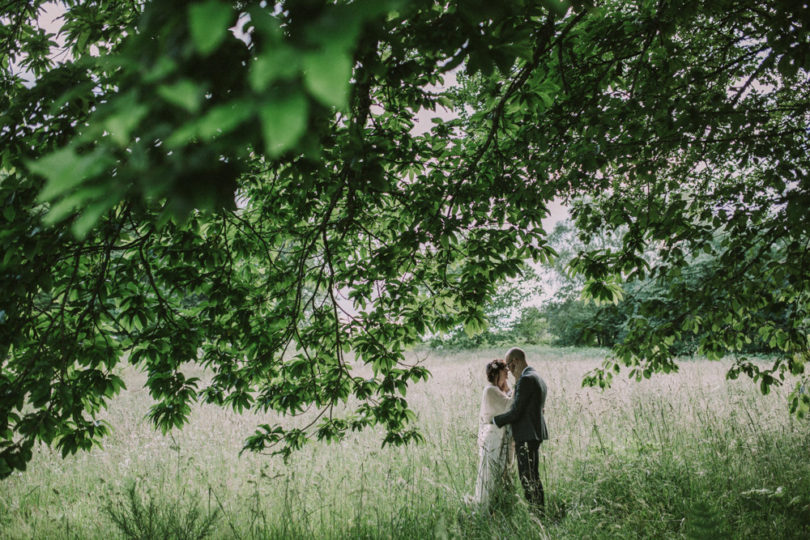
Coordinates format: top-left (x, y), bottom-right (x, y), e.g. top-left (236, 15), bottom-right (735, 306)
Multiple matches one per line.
top-left (1, 0), bottom-right (808, 477)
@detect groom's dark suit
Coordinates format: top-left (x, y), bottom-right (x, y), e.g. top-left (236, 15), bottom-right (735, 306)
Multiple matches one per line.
top-left (493, 366), bottom-right (548, 509)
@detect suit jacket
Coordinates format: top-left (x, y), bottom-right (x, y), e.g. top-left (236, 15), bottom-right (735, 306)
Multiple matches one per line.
top-left (493, 366), bottom-right (548, 443)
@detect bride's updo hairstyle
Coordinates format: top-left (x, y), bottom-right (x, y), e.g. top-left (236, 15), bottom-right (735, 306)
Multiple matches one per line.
top-left (486, 359), bottom-right (507, 384)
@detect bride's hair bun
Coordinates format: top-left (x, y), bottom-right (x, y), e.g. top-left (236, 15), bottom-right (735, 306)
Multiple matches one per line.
top-left (486, 359), bottom-right (507, 384)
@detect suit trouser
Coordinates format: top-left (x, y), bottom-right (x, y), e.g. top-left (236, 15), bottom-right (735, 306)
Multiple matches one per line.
top-left (516, 440), bottom-right (544, 509)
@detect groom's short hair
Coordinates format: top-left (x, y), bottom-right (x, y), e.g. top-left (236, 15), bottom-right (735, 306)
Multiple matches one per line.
top-left (506, 347), bottom-right (525, 365)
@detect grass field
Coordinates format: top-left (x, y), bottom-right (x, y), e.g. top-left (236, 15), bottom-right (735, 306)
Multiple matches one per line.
top-left (2, 346), bottom-right (809, 539)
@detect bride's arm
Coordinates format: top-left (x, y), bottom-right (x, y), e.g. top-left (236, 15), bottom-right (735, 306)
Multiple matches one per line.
top-left (485, 386), bottom-right (512, 414)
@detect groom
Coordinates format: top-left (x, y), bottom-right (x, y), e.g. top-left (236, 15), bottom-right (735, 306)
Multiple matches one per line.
top-left (493, 347), bottom-right (548, 511)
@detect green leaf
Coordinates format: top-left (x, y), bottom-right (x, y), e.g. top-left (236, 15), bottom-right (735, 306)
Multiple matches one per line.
top-left (259, 94), bottom-right (308, 157)
top-left (188, 0), bottom-right (232, 56)
top-left (760, 378), bottom-right (771, 395)
top-left (105, 104), bottom-right (149, 146)
top-left (157, 80), bottom-right (205, 112)
top-left (72, 197), bottom-right (117, 238)
top-left (42, 185), bottom-right (107, 225)
top-left (197, 100), bottom-right (255, 139)
top-left (302, 49), bottom-right (353, 108)
top-left (165, 121), bottom-right (200, 148)
top-left (463, 312), bottom-right (486, 337)
top-left (246, 6), bottom-right (282, 40)
top-left (28, 148), bottom-right (111, 202)
top-left (143, 56), bottom-right (177, 83)
top-left (249, 47), bottom-right (299, 92)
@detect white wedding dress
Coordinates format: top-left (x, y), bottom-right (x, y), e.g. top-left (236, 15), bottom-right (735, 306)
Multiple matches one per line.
top-left (472, 384), bottom-right (514, 508)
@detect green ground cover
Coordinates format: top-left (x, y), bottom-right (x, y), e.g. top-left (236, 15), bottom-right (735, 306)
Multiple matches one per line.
top-left (2, 346), bottom-right (808, 539)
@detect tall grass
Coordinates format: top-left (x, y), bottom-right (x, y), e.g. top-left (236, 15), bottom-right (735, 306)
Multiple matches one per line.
top-left (1, 346), bottom-right (808, 538)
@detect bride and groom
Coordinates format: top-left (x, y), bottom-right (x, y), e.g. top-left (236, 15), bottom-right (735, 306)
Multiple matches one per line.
top-left (473, 347), bottom-right (548, 513)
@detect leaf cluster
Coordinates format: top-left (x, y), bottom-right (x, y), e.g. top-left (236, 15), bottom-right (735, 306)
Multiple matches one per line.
top-left (2, 0), bottom-right (809, 477)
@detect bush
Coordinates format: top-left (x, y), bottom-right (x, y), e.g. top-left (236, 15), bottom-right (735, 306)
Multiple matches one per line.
top-left (104, 481), bottom-right (220, 540)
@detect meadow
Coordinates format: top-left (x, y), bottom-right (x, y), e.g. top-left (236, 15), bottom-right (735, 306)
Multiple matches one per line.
top-left (2, 346), bottom-right (809, 539)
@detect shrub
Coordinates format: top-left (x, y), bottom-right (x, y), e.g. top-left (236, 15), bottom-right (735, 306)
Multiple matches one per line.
top-left (104, 481), bottom-right (220, 540)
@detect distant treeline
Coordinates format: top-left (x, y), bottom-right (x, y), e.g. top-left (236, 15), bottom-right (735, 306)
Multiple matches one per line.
top-left (428, 287), bottom-right (791, 355)
top-left (428, 221), bottom-right (795, 355)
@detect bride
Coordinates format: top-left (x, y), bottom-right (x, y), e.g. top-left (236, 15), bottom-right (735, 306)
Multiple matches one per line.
top-left (472, 359), bottom-right (514, 508)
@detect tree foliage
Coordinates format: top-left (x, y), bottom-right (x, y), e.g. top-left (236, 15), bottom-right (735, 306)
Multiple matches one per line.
top-left (546, 1), bottom-right (810, 403)
top-left (426, 270), bottom-right (552, 349)
top-left (1, 0), bottom-right (809, 476)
